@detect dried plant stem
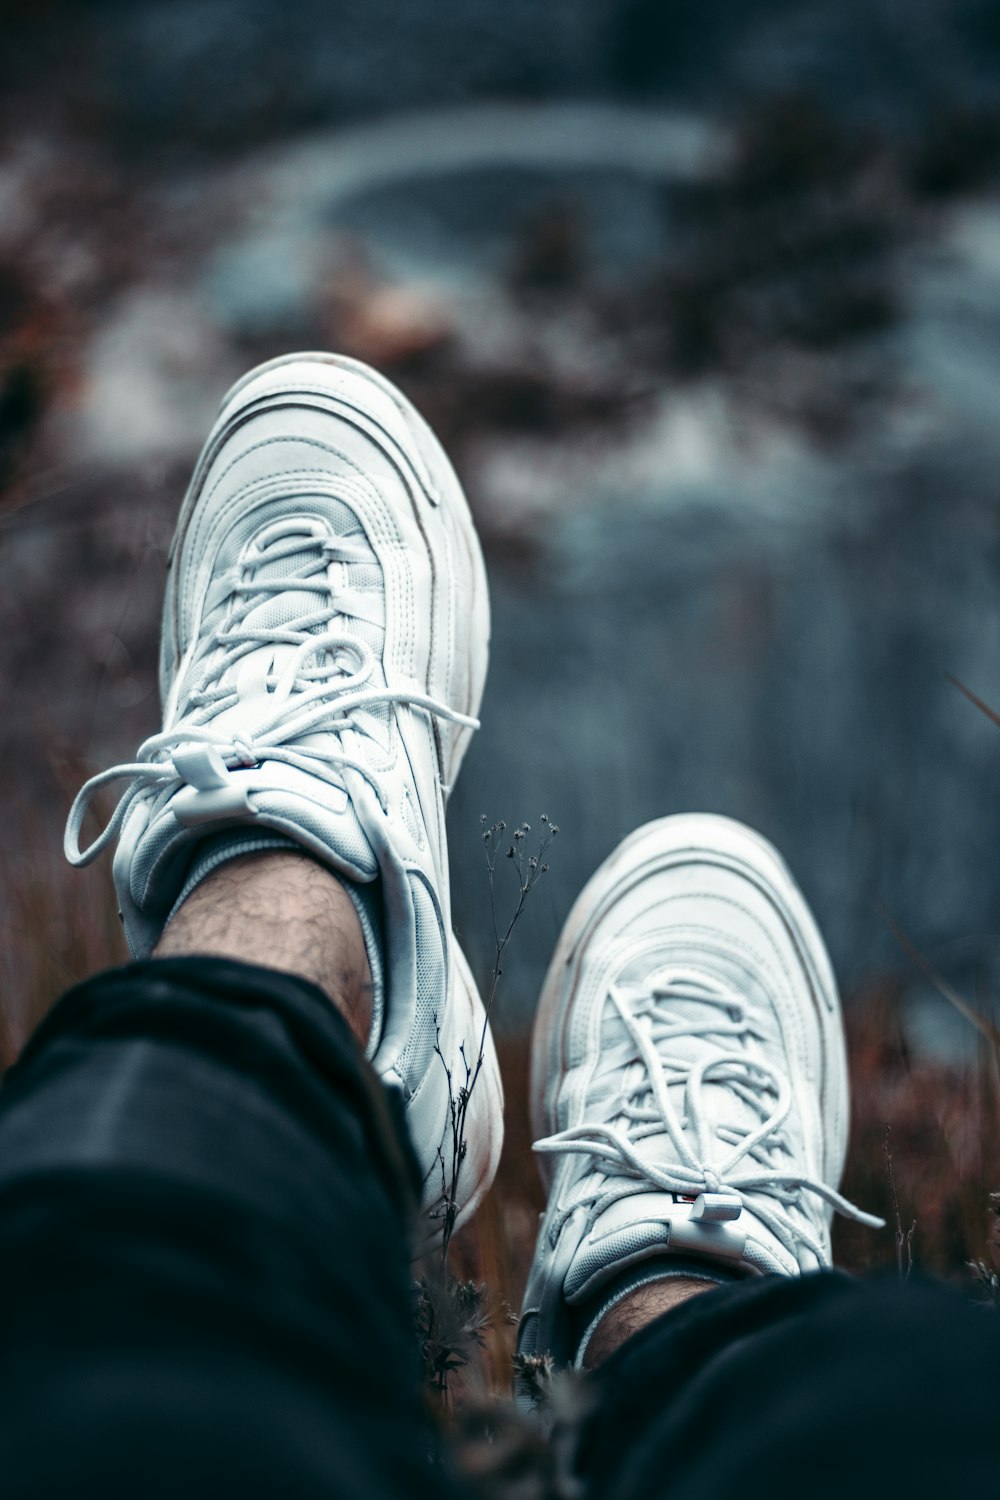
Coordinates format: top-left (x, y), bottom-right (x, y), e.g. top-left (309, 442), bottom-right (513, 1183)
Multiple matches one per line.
top-left (419, 816), bottom-right (559, 1405)
top-left (435, 817), bottom-right (558, 1261)
top-left (883, 1123), bottom-right (915, 1280)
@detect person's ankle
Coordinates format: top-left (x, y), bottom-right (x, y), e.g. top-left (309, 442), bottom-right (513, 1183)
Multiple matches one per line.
top-left (153, 850), bottom-right (375, 1047)
top-left (577, 1259), bottom-right (738, 1368)
top-left (581, 1276), bottom-right (715, 1367)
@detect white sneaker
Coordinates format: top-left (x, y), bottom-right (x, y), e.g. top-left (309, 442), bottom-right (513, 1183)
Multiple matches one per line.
top-left (517, 814), bottom-right (881, 1370)
top-left (65, 351), bottom-right (503, 1241)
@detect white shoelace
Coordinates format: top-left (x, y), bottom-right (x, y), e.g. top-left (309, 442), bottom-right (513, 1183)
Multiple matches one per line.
top-left (65, 527), bottom-right (477, 866)
top-left (536, 973), bottom-right (883, 1267)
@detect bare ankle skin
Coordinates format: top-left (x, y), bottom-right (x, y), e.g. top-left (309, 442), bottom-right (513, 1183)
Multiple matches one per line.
top-left (153, 851), bottom-right (373, 1047)
top-left (583, 1276), bottom-right (718, 1369)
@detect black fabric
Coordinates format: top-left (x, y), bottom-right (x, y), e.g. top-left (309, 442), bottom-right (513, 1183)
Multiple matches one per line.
top-left (2, 956), bottom-right (999, 1500)
top-left (580, 1268), bottom-right (1000, 1499)
top-left (0, 958), bottom-right (454, 1500)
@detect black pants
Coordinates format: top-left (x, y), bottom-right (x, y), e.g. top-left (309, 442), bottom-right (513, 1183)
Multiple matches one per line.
top-left (0, 959), bottom-right (996, 1498)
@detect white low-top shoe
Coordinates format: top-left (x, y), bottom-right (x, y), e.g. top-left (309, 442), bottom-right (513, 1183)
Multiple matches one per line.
top-left (65, 351), bottom-right (503, 1240)
top-left (517, 813), bottom-right (881, 1370)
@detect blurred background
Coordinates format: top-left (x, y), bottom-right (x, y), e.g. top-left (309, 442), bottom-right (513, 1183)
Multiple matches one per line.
top-left (4, 0), bottom-right (1000, 1298)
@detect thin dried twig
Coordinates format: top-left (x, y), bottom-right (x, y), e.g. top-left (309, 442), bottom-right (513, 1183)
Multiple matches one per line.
top-left (883, 1123), bottom-right (915, 1280)
top-left (876, 899), bottom-right (1000, 1050)
top-left (433, 816), bottom-right (558, 1261)
top-left (947, 673), bottom-right (1000, 734)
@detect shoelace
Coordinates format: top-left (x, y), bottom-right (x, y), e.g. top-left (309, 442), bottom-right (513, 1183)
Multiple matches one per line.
top-left (65, 526), bottom-right (477, 866)
top-left (536, 973), bottom-right (883, 1267)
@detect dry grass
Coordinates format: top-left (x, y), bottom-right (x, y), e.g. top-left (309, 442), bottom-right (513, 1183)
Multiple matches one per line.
top-left (0, 814), bottom-right (127, 1068)
top-left (835, 978), bottom-right (1000, 1283)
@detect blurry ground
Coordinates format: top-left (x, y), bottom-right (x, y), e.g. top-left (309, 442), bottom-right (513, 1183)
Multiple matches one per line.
top-left (4, 0), bottom-right (1000, 1325)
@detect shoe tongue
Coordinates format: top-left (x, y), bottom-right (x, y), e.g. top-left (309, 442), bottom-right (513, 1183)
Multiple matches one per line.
top-left (592, 978), bottom-right (766, 1169)
top-left (245, 532), bottom-right (325, 630)
top-left (559, 973), bottom-right (801, 1301)
top-left (234, 544), bottom-right (325, 703)
top-left (214, 523), bottom-right (390, 751)
top-left (178, 524), bottom-right (389, 882)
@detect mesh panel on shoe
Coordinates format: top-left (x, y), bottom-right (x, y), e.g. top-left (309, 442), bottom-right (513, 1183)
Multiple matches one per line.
top-left (253, 781), bottom-right (376, 873)
top-left (239, 503), bottom-right (384, 656)
top-left (208, 493), bottom-right (360, 562)
top-left (188, 495), bottom-right (386, 684)
top-left (565, 1222), bottom-right (673, 1300)
top-left (128, 764), bottom-right (379, 914)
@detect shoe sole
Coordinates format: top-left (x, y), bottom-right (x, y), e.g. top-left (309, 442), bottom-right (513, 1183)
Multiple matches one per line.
top-left (529, 812), bottom-right (850, 1194)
